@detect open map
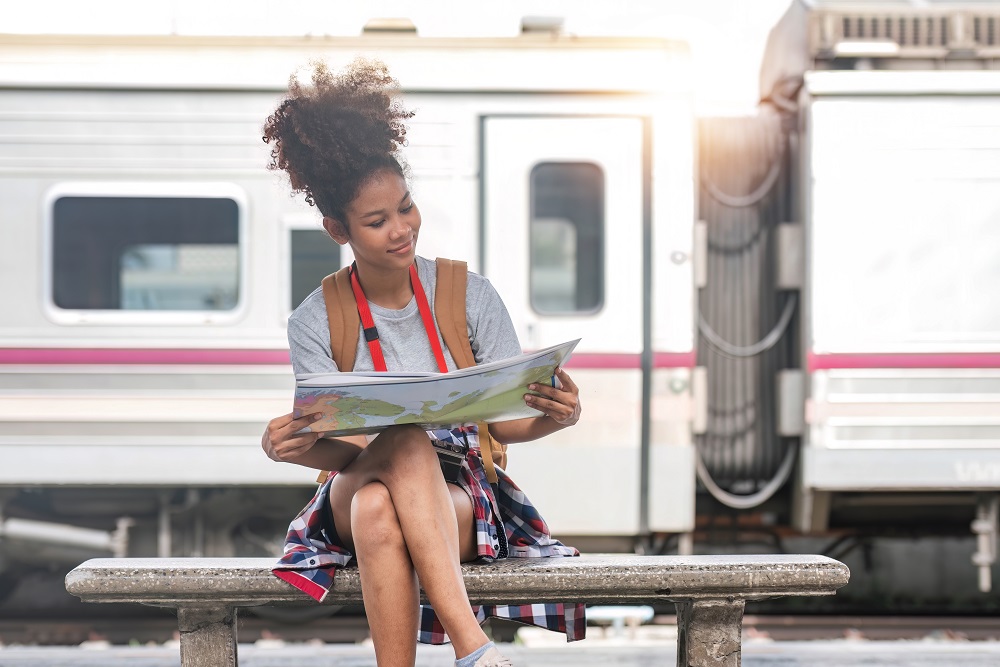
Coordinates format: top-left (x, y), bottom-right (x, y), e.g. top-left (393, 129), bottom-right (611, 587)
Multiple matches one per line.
top-left (293, 339), bottom-right (580, 437)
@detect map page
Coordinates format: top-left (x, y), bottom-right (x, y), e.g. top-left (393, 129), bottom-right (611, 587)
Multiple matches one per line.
top-left (293, 339), bottom-right (580, 437)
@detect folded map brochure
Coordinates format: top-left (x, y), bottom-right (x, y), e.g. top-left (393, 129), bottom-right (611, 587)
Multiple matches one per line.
top-left (294, 338), bottom-right (581, 437)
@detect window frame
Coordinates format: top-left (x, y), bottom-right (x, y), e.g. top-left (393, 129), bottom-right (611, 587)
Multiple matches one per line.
top-left (42, 181), bottom-right (249, 326)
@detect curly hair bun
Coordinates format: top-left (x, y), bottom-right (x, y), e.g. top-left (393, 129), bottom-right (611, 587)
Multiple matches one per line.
top-left (262, 58), bottom-right (414, 221)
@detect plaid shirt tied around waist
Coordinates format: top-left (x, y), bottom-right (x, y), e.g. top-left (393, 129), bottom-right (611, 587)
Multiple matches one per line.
top-left (272, 425), bottom-right (586, 643)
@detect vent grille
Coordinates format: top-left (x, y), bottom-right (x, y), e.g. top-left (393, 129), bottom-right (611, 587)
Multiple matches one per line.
top-left (838, 15), bottom-right (950, 47)
top-left (811, 9), bottom-right (1000, 59)
top-left (973, 16), bottom-right (1000, 46)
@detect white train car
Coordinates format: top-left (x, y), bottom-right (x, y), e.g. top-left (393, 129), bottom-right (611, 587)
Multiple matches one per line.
top-left (0, 30), bottom-right (698, 572)
top-left (784, 2), bottom-right (1000, 593)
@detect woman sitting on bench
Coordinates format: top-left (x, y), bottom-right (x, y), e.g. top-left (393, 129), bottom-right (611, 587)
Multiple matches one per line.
top-left (259, 59), bottom-right (584, 667)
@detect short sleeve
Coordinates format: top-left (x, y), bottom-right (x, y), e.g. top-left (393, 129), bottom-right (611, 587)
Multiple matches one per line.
top-left (287, 314), bottom-right (339, 376)
top-left (465, 273), bottom-right (522, 364)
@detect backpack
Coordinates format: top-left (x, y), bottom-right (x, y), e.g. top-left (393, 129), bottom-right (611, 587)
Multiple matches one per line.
top-left (314, 257), bottom-right (507, 484)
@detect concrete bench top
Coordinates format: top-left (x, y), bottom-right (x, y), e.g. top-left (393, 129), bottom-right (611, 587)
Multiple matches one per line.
top-left (66, 554), bottom-right (849, 607)
top-left (66, 553), bottom-right (850, 667)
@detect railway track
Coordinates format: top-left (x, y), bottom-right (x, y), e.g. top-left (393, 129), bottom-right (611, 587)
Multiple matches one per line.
top-left (738, 615), bottom-right (1000, 642)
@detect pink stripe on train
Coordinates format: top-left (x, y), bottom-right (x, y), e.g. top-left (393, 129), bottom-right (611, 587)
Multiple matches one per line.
top-left (562, 352), bottom-right (696, 369)
top-left (0, 348), bottom-right (698, 368)
top-left (809, 352), bottom-right (1000, 371)
top-left (0, 348), bottom-right (292, 365)
top-left (13, 349), bottom-right (999, 370)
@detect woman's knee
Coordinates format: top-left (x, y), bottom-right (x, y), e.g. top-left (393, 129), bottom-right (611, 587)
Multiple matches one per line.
top-left (350, 482), bottom-right (403, 543)
top-left (379, 424), bottom-right (431, 448)
top-left (367, 425), bottom-right (438, 474)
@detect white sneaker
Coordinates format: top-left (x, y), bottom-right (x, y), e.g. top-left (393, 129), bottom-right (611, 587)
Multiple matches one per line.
top-left (471, 646), bottom-right (513, 667)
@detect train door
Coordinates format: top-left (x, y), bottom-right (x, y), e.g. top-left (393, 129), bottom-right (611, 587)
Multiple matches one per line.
top-left (481, 116), bottom-right (646, 537)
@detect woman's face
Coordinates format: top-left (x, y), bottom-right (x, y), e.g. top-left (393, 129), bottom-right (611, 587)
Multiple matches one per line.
top-left (327, 168), bottom-right (421, 273)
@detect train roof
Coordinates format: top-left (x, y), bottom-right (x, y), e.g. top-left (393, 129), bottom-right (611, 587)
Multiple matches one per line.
top-left (759, 0), bottom-right (1000, 104)
top-left (0, 32), bottom-right (691, 94)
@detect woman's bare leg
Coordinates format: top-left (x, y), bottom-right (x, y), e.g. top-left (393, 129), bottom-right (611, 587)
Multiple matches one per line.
top-left (350, 482), bottom-right (418, 667)
top-left (330, 425), bottom-right (488, 660)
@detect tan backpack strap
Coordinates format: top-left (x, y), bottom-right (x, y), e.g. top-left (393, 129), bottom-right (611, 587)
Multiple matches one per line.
top-left (434, 258), bottom-right (475, 368)
top-left (434, 258), bottom-right (504, 484)
top-left (316, 266), bottom-right (360, 484)
top-left (477, 422), bottom-right (500, 484)
top-left (322, 266), bottom-right (360, 373)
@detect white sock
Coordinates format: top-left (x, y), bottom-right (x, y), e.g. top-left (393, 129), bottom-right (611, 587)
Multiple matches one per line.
top-left (456, 641), bottom-right (495, 667)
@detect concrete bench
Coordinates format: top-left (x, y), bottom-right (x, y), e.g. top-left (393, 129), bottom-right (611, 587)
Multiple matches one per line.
top-left (66, 554), bottom-right (849, 667)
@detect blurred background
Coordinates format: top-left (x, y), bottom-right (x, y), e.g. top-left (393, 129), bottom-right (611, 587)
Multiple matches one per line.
top-left (2, 0), bottom-right (1000, 647)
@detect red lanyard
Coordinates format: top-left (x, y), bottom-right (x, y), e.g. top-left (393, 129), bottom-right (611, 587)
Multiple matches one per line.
top-left (349, 262), bottom-right (449, 374)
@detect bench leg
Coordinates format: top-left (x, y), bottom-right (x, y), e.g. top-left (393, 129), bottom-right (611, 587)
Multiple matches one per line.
top-left (674, 599), bottom-right (745, 667)
top-left (177, 606), bottom-right (238, 667)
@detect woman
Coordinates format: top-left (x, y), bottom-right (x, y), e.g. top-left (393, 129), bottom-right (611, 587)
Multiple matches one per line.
top-left (260, 59), bottom-right (583, 667)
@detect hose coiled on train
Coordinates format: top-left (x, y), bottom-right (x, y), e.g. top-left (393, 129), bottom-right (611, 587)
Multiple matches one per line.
top-left (694, 108), bottom-right (798, 510)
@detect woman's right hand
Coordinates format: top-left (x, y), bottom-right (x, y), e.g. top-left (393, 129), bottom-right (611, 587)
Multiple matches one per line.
top-left (262, 412), bottom-right (323, 462)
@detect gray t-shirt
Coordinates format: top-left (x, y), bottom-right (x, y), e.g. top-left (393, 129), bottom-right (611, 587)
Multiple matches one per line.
top-left (288, 255), bottom-right (522, 375)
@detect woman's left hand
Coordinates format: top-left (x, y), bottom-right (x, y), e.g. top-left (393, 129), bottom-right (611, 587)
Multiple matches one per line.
top-left (525, 367), bottom-right (581, 427)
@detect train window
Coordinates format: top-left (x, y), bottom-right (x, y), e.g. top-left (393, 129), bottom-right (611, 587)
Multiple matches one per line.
top-left (290, 229), bottom-right (341, 309)
top-left (51, 195), bottom-right (240, 311)
top-left (529, 162), bottom-right (604, 314)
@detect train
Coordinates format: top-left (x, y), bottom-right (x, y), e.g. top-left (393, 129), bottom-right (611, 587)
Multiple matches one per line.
top-left (1, 0), bottom-right (999, 615)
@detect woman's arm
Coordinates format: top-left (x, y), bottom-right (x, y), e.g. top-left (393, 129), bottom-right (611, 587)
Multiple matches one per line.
top-left (486, 416), bottom-right (562, 444)
top-left (262, 412), bottom-right (368, 471)
top-left (488, 367), bottom-right (582, 444)
top-left (265, 299), bottom-right (368, 471)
